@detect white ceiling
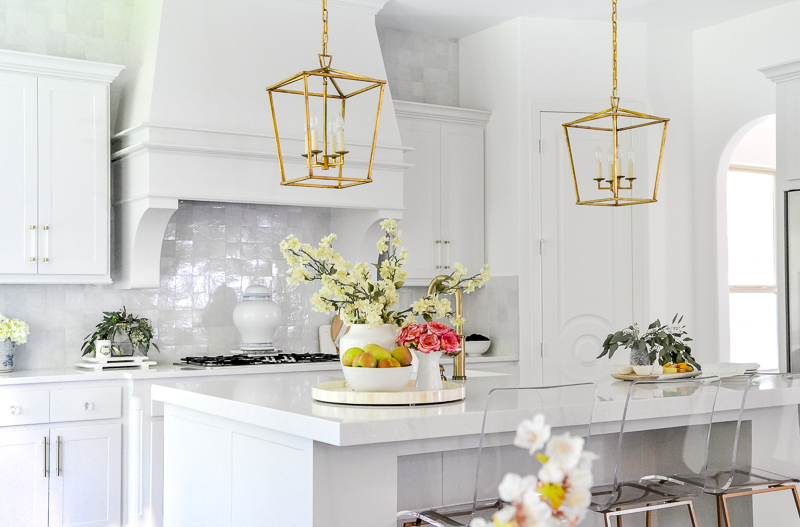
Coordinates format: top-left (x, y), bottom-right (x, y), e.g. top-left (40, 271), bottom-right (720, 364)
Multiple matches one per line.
top-left (376, 0), bottom-right (797, 39)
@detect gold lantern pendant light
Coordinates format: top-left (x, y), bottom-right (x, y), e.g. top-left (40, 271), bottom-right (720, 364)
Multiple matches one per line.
top-left (562, 0), bottom-right (669, 206)
top-left (266, 0), bottom-right (386, 188)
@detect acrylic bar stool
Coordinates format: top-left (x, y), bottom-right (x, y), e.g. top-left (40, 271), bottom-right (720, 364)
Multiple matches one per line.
top-left (702, 373), bottom-right (800, 526)
top-left (590, 375), bottom-right (722, 527)
top-left (397, 382), bottom-right (597, 527)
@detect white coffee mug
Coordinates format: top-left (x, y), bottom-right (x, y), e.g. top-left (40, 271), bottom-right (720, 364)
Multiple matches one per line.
top-left (95, 340), bottom-right (112, 358)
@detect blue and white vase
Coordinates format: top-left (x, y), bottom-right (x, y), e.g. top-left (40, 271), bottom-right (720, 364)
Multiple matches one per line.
top-left (1, 341), bottom-right (15, 372)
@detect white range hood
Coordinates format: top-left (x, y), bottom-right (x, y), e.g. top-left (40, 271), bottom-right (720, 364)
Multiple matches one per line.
top-left (111, 0), bottom-right (406, 289)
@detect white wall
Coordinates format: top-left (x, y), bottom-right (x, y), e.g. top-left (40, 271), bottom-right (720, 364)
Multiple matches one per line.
top-left (460, 17), bottom-right (702, 367)
top-left (692, 0), bottom-right (800, 361)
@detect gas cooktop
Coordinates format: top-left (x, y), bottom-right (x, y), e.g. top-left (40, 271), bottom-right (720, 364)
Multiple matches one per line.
top-left (175, 353), bottom-right (340, 369)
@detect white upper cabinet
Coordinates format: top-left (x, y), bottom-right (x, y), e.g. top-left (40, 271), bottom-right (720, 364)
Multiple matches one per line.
top-left (0, 72), bottom-right (38, 275)
top-left (0, 51), bottom-right (123, 284)
top-left (37, 78), bottom-right (109, 277)
top-left (395, 101), bottom-right (490, 284)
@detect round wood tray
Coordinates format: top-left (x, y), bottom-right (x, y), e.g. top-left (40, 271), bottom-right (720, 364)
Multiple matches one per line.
top-left (311, 380), bottom-right (465, 406)
top-left (611, 370), bottom-right (701, 381)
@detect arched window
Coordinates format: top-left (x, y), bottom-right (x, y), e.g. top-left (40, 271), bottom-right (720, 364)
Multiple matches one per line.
top-left (726, 116), bottom-right (778, 370)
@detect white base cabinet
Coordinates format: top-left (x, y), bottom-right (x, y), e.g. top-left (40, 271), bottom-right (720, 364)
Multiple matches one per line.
top-left (0, 382), bottom-right (122, 526)
top-left (0, 50), bottom-right (123, 284)
top-left (395, 101), bottom-right (490, 283)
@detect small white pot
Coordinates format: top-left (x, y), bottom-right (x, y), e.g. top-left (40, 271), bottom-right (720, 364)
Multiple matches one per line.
top-left (0, 341), bottom-right (16, 372)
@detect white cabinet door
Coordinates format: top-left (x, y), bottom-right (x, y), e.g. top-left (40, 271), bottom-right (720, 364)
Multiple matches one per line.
top-left (48, 423), bottom-right (121, 527)
top-left (0, 72), bottom-right (38, 275)
top-left (441, 123), bottom-right (485, 274)
top-left (37, 78), bottom-right (109, 276)
top-left (398, 118), bottom-right (442, 280)
top-left (0, 429), bottom-right (50, 527)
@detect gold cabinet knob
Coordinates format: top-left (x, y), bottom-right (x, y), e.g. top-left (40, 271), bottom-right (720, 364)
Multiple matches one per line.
top-left (42, 258), bottom-right (49, 263)
top-left (42, 225), bottom-right (49, 231)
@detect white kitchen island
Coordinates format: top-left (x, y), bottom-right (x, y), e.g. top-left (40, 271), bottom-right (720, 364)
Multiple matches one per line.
top-left (152, 370), bottom-right (800, 527)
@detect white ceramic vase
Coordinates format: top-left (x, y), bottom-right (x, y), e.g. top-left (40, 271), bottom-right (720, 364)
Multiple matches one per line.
top-left (412, 349), bottom-right (443, 391)
top-left (338, 324), bottom-right (398, 366)
top-left (1, 341), bottom-right (16, 372)
top-left (232, 285), bottom-right (283, 352)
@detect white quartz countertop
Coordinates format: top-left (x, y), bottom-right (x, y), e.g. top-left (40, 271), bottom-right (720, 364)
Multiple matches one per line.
top-left (152, 370), bottom-right (800, 447)
top-left (0, 354), bottom-right (516, 386)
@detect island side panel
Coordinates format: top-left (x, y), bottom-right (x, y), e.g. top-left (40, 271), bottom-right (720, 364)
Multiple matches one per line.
top-left (312, 441), bottom-right (399, 527)
top-left (163, 409), bottom-right (232, 527)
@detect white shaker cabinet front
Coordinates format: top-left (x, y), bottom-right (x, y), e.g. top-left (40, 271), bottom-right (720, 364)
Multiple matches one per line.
top-left (48, 424), bottom-right (122, 527)
top-left (395, 101), bottom-right (490, 283)
top-left (0, 429), bottom-right (50, 526)
top-left (0, 71), bottom-right (38, 275)
top-left (37, 78), bottom-right (110, 277)
top-left (0, 51), bottom-right (122, 284)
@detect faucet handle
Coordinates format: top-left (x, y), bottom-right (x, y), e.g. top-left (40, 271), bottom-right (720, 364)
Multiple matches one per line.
top-left (439, 364), bottom-right (447, 382)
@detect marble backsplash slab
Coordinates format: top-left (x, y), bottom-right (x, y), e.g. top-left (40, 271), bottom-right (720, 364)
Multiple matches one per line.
top-left (0, 201), bottom-right (519, 369)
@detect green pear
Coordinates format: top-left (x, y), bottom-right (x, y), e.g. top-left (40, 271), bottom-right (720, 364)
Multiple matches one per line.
top-left (378, 357), bottom-right (402, 368)
top-left (353, 352), bottom-right (378, 368)
top-left (391, 346), bottom-right (413, 367)
top-left (363, 343), bottom-right (391, 361)
top-left (341, 347), bottom-right (363, 367)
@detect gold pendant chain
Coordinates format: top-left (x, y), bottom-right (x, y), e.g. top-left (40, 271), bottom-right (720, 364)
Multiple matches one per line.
top-left (612, 0), bottom-right (617, 99)
top-left (322, 0), bottom-right (329, 57)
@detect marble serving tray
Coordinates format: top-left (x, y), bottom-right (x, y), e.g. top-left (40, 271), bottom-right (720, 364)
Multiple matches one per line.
top-left (611, 370), bottom-right (702, 381)
top-left (311, 380), bottom-right (465, 406)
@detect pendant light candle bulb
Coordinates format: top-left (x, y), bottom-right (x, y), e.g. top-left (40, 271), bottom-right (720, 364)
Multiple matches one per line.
top-left (595, 147), bottom-right (603, 179)
top-left (334, 113), bottom-right (345, 153)
top-left (307, 112), bottom-right (319, 153)
top-left (627, 147), bottom-right (635, 178)
top-left (607, 148), bottom-right (615, 181)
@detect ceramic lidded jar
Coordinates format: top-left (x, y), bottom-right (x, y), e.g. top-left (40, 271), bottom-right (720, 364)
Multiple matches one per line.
top-left (232, 285), bottom-right (283, 352)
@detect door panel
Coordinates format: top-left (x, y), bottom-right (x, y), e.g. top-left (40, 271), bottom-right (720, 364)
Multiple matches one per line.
top-left (0, 72), bottom-right (38, 275)
top-left (441, 123), bottom-right (485, 274)
top-left (48, 424), bottom-right (121, 527)
top-left (397, 118), bottom-right (442, 279)
top-left (38, 78), bottom-right (108, 275)
top-left (0, 429), bottom-right (49, 526)
top-left (540, 111), bottom-right (634, 384)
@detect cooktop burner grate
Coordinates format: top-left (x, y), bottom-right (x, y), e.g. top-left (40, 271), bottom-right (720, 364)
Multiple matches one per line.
top-left (178, 353), bottom-right (339, 368)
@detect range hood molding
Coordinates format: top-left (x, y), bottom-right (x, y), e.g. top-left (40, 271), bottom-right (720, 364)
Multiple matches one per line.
top-left (111, 0), bottom-right (406, 289)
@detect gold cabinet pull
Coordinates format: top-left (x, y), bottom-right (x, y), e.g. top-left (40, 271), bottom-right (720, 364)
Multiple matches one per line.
top-left (56, 436), bottom-right (61, 477)
top-left (42, 225), bottom-right (50, 263)
top-left (43, 437), bottom-right (47, 477)
top-left (28, 225), bottom-right (36, 262)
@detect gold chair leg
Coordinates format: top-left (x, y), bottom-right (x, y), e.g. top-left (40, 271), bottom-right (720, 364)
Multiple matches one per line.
top-left (645, 509), bottom-right (651, 527)
top-left (716, 494), bottom-right (729, 527)
top-left (792, 484), bottom-right (800, 517)
top-left (686, 499), bottom-right (700, 527)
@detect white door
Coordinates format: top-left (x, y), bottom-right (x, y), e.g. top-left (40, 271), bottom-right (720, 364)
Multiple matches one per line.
top-left (0, 72), bottom-right (38, 275)
top-left (48, 424), bottom-right (121, 527)
top-left (397, 118), bottom-right (442, 280)
top-left (37, 78), bottom-right (109, 276)
top-left (539, 111), bottom-right (635, 384)
top-left (0, 429), bottom-right (50, 526)
top-left (441, 123), bottom-right (485, 274)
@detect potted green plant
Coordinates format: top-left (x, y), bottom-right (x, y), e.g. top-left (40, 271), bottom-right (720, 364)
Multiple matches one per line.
top-left (598, 314), bottom-right (699, 369)
top-left (82, 307), bottom-right (159, 357)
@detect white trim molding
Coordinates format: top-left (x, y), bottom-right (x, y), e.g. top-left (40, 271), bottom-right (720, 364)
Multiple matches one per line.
top-left (393, 100), bottom-right (492, 126)
top-left (761, 59), bottom-right (800, 83)
top-left (0, 49), bottom-right (124, 83)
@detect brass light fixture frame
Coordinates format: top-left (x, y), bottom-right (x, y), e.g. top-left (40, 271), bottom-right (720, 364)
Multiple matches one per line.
top-left (562, 0), bottom-right (669, 206)
top-left (266, 0), bottom-right (386, 188)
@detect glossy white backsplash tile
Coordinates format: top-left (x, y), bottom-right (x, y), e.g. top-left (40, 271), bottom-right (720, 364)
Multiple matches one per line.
top-left (0, 201), bottom-right (520, 369)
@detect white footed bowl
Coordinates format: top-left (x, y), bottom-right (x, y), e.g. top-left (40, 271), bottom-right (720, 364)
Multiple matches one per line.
top-left (614, 364), bottom-right (633, 374)
top-left (465, 340), bottom-right (491, 356)
top-left (342, 365), bottom-right (413, 392)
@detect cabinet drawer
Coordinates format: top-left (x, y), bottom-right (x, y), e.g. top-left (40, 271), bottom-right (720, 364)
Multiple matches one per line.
top-left (50, 386), bottom-right (122, 422)
top-left (0, 390), bottom-right (49, 426)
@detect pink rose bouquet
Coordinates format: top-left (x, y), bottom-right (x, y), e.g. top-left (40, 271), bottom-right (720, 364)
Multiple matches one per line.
top-left (397, 322), bottom-right (461, 355)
